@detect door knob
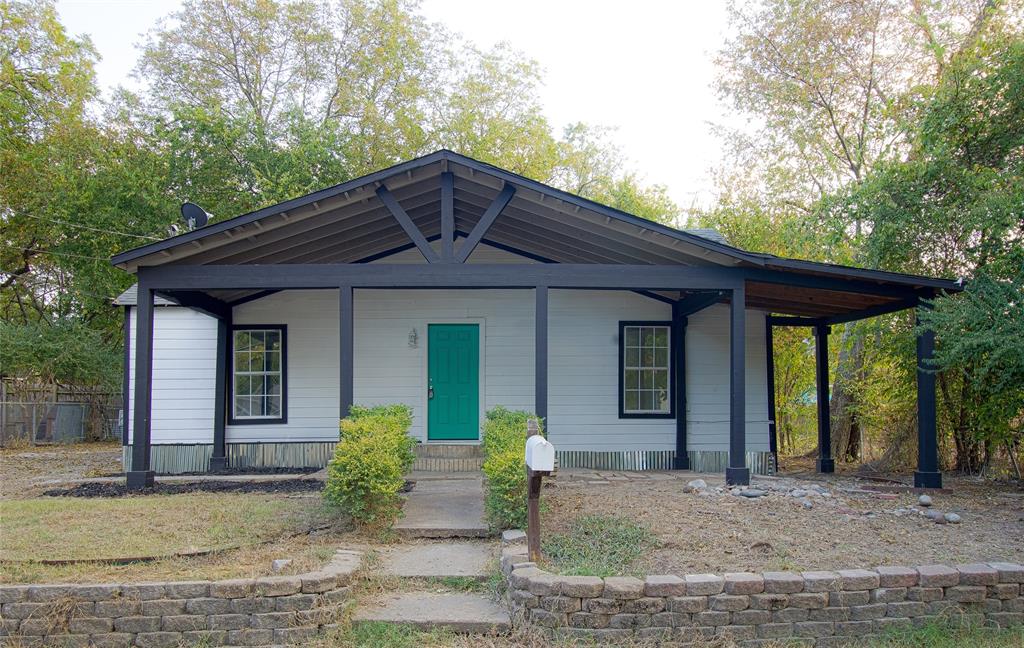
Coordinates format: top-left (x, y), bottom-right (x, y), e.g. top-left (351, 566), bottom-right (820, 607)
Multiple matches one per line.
top-left (428, 385), bottom-right (434, 399)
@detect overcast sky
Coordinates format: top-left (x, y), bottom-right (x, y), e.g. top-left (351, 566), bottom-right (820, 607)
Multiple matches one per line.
top-left (56, 0), bottom-right (735, 207)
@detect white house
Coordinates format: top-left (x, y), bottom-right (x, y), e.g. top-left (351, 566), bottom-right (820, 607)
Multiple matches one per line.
top-left (112, 151), bottom-right (958, 489)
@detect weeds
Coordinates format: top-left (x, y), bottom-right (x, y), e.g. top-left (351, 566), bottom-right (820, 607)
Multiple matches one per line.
top-left (542, 514), bottom-right (656, 577)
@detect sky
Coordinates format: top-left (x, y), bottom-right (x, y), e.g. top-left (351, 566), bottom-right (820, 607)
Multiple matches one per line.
top-left (55, 0), bottom-right (736, 208)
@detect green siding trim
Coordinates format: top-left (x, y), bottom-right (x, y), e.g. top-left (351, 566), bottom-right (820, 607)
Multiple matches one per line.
top-left (123, 442), bottom-right (336, 474)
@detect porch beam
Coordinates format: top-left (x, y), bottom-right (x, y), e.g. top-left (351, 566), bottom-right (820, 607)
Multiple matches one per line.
top-left (138, 263), bottom-right (746, 292)
top-left (127, 283), bottom-right (155, 489)
top-left (747, 273), bottom-right (927, 298)
top-left (672, 304), bottom-right (689, 469)
top-left (814, 323), bottom-right (835, 473)
top-left (675, 291), bottom-right (726, 317)
top-left (455, 183), bottom-right (516, 263)
top-left (535, 286), bottom-right (548, 427)
top-left (726, 284), bottom-right (749, 485)
top-left (210, 312), bottom-right (231, 471)
top-left (158, 290), bottom-right (230, 320)
top-left (441, 171), bottom-right (455, 262)
top-left (340, 286), bottom-right (354, 419)
top-left (767, 315), bottom-right (823, 327)
top-left (376, 184), bottom-right (441, 264)
top-left (825, 297), bottom-right (920, 325)
top-left (914, 303), bottom-right (942, 488)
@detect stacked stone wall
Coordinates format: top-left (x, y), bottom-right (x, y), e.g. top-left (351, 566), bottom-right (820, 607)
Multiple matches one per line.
top-left (0, 550), bottom-right (360, 647)
top-left (500, 543), bottom-right (1024, 647)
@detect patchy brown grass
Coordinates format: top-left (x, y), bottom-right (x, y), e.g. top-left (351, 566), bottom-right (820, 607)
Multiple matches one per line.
top-left (544, 471), bottom-right (1024, 575)
top-left (0, 492), bottom-right (370, 584)
top-left (0, 442), bottom-right (122, 499)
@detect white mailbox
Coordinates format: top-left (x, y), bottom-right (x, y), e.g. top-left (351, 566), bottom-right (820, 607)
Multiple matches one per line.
top-left (525, 435), bottom-right (555, 472)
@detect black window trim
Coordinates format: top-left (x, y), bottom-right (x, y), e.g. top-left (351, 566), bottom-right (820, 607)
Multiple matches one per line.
top-left (228, 324), bottom-right (288, 425)
top-left (618, 320), bottom-right (675, 420)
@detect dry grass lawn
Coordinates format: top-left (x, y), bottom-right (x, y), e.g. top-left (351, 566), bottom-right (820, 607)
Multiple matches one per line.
top-left (0, 492), bottom-right (363, 584)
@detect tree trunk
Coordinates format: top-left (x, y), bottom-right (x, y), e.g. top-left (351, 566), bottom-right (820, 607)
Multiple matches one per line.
top-left (830, 324), bottom-right (865, 462)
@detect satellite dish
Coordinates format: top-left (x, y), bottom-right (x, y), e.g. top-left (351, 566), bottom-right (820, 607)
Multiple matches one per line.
top-left (180, 202), bottom-right (211, 230)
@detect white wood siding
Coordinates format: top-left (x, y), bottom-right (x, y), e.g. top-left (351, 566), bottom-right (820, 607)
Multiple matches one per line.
top-left (130, 240), bottom-right (771, 454)
top-left (126, 305), bottom-right (218, 444)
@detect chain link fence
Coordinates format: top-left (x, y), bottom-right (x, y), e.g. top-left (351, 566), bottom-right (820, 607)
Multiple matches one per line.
top-left (0, 381), bottom-right (122, 446)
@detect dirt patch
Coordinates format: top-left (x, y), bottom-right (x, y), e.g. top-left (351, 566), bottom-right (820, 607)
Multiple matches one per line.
top-left (0, 442), bottom-right (123, 498)
top-left (43, 478), bottom-right (324, 498)
top-left (544, 470), bottom-right (1024, 575)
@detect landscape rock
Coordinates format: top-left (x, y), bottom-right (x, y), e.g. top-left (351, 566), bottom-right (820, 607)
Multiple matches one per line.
top-left (944, 513), bottom-right (961, 524)
top-left (918, 495), bottom-right (933, 508)
top-left (739, 489), bottom-right (767, 499)
top-left (685, 479), bottom-right (707, 493)
top-left (271, 560), bottom-right (292, 573)
top-left (790, 489), bottom-right (808, 498)
top-left (801, 499), bottom-right (813, 510)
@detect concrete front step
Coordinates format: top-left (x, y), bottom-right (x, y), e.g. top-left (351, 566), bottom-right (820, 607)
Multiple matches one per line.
top-left (413, 443), bottom-right (484, 473)
top-left (353, 591), bottom-right (510, 634)
top-left (379, 541), bottom-right (494, 580)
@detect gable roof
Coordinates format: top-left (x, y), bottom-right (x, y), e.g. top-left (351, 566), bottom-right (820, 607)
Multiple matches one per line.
top-left (110, 149), bottom-right (962, 321)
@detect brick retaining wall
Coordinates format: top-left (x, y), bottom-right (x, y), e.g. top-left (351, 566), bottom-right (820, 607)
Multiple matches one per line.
top-left (0, 550), bottom-right (360, 647)
top-left (500, 543), bottom-right (1024, 646)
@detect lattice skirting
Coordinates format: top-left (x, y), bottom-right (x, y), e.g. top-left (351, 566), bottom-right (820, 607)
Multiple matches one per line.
top-left (122, 442), bottom-right (337, 474)
top-left (555, 449), bottom-right (775, 474)
top-left (123, 443), bottom-right (774, 475)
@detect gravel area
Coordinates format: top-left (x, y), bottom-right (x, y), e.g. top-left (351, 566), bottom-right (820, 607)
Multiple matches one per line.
top-left (544, 470), bottom-right (1024, 575)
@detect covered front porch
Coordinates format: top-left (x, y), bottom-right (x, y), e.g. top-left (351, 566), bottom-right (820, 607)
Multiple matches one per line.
top-left (113, 150), bottom-right (959, 490)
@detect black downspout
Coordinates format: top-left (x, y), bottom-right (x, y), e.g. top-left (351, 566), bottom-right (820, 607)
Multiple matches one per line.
top-left (672, 302), bottom-right (689, 469)
top-left (209, 311), bottom-right (231, 471)
top-left (765, 317), bottom-right (778, 473)
top-left (814, 323), bottom-right (835, 473)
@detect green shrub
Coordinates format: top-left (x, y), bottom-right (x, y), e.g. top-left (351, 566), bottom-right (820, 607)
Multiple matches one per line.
top-left (480, 406), bottom-right (543, 531)
top-left (323, 404), bottom-right (416, 529)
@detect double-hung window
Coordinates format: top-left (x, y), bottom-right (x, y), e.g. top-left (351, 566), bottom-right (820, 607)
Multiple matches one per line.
top-left (231, 326), bottom-right (286, 423)
top-left (619, 321), bottom-right (673, 418)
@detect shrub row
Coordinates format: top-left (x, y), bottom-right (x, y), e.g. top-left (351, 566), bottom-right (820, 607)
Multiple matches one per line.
top-left (481, 406), bottom-right (543, 530)
top-left (323, 404), bottom-right (416, 529)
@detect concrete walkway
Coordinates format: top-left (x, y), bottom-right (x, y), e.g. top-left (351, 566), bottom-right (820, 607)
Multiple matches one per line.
top-left (353, 592), bottom-right (510, 634)
top-left (394, 474), bottom-right (488, 538)
top-left (379, 540), bottom-right (494, 580)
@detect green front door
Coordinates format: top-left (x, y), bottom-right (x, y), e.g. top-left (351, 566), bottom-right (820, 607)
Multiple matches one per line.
top-left (427, 324), bottom-right (480, 441)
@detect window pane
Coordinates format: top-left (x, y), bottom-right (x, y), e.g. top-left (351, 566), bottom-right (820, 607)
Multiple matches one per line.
top-left (640, 370), bottom-right (654, 389)
top-left (624, 390), bottom-right (639, 411)
top-left (236, 375), bottom-right (251, 396)
top-left (657, 390), bottom-right (670, 411)
top-left (654, 328), bottom-right (668, 347)
top-left (641, 328), bottom-right (656, 347)
top-left (234, 396), bottom-right (251, 417)
top-left (640, 390), bottom-right (655, 411)
top-left (267, 395), bottom-right (281, 416)
top-left (235, 331), bottom-right (251, 351)
top-left (267, 351), bottom-right (280, 372)
top-left (655, 347), bottom-right (668, 367)
top-left (266, 374), bottom-right (281, 396)
top-left (653, 370), bottom-right (668, 390)
top-left (623, 370), bottom-right (639, 389)
top-left (626, 347), bottom-right (640, 367)
top-left (625, 327), bottom-right (639, 346)
top-left (641, 349), bottom-right (655, 367)
top-left (266, 331), bottom-right (281, 351)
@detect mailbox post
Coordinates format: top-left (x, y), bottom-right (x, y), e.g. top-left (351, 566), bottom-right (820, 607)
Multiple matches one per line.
top-left (524, 418), bottom-right (554, 562)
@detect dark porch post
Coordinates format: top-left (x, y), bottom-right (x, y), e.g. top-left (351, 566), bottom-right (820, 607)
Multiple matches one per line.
top-left (726, 284), bottom-right (750, 485)
top-left (914, 304), bottom-right (942, 488)
top-left (672, 303), bottom-right (689, 469)
top-left (814, 323), bottom-right (835, 473)
top-left (209, 312), bottom-right (231, 471)
top-left (765, 318), bottom-right (778, 472)
top-left (535, 286), bottom-right (548, 428)
top-left (127, 283), bottom-right (155, 489)
top-left (340, 286), bottom-right (354, 419)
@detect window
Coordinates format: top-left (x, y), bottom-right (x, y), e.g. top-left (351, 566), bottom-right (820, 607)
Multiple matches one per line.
top-left (231, 326), bottom-right (286, 424)
top-left (619, 321), bottom-right (673, 418)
